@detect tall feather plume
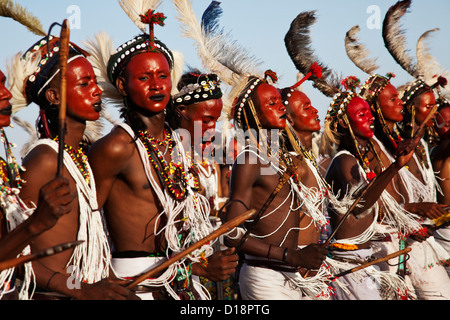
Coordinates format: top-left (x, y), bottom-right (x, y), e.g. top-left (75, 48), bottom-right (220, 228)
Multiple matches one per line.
top-left (6, 51), bottom-right (41, 114)
top-left (345, 25), bottom-right (379, 75)
top-left (83, 32), bottom-right (124, 108)
top-left (118, 0), bottom-right (162, 33)
top-left (0, 0), bottom-right (46, 36)
top-left (382, 0), bottom-right (417, 77)
top-left (284, 11), bottom-right (340, 98)
top-left (416, 28), bottom-right (450, 99)
top-left (173, 0), bottom-right (262, 120)
top-left (174, 0), bottom-right (261, 87)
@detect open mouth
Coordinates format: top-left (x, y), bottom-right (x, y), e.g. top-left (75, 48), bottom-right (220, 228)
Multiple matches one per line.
top-left (280, 114), bottom-right (287, 120)
top-left (149, 94), bottom-right (165, 102)
top-left (369, 123), bottom-right (375, 131)
top-left (93, 101), bottom-right (102, 112)
top-left (0, 105), bottom-right (12, 116)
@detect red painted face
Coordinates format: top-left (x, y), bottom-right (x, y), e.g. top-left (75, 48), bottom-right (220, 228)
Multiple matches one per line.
top-left (346, 97), bottom-right (375, 139)
top-left (65, 57), bottom-right (102, 122)
top-left (377, 84), bottom-right (403, 122)
top-left (255, 83), bottom-right (286, 129)
top-left (122, 52), bottom-right (172, 114)
top-left (0, 70), bottom-right (12, 128)
top-left (435, 106), bottom-right (450, 139)
top-left (286, 90), bottom-right (320, 132)
top-left (179, 98), bottom-right (223, 155)
top-left (414, 91), bottom-right (436, 127)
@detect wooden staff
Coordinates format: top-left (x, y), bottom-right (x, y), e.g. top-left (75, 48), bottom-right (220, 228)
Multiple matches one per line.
top-left (56, 19), bottom-right (70, 177)
top-left (329, 247), bottom-right (412, 281)
top-left (323, 177), bottom-right (377, 247)
top-left (236, 155), bottom-right (303, 249)
top-left (125, 209), bottom-right (256, 289)
top-left (0, 241), bottom-right (83, 272)
top-left (413, 104), bottom-right (438, 140)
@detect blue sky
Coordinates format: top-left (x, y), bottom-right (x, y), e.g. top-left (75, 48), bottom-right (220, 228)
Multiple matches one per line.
top-left (0, 0), bottom-right (449, 160)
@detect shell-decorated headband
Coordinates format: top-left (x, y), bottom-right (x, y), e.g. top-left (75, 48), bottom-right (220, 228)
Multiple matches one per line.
top-left (172, 73), bottom-right (222, 107)
top-left (14, 33), bottom-right (89, 110)
top-left (107, 33), bottom-right (174, 85)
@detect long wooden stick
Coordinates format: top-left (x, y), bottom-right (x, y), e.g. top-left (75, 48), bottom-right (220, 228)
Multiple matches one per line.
top-left (323, 177), bottom-right (377, 247)
top-left (0, 241), bottom-right (83, 272)
top-left (56, 19), bottom-right (70, 177)
top-left (126, 209), bottom-right (256, 289)
top-left (330, 247), bottom-right (412, 280)
top-left (412, 104), bottom-right (438, 141)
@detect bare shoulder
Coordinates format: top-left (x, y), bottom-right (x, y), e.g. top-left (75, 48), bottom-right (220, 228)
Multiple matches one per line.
top-left (326, 152), bottom-right (361, 189)
top-left (22, 143), bottom-right (58, 177)
top-left (88, 126), bottom-right (136, 164)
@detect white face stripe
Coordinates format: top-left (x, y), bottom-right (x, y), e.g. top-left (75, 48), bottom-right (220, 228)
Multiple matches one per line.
top-left (37, 55), bottom-right (85, 96)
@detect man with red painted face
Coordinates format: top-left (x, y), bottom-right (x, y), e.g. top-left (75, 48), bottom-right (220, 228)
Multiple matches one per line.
top-left (169, 71), bottom-right (226, 213)
top-left (395, 78), bottom-right (450, 299)
top-left (322, 78), bottom-right (419, 300)
top-left (430, 99), bottom-right (450, 279)
top-left (222, 73), bottom-right (332, 300)
top-left (359, 75), bottom-right (450, 300)
top-left (8, 35), bottom-right (138, 300)
top-left (86, 20), bottom-right (215, 298)
top-left (280, 88), bottom-right (333, 254)
top-left (167, 70), bottom-right (239, 300)
top-left (0, 69), bottom-right (77, 300)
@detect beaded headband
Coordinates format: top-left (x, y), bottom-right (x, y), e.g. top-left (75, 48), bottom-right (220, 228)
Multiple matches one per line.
top-left (232, 70), bottom-right (278, 125)
top-left (359, 73), bottom-right (395, 106)
top-left (401, 76), bottom-right (447, 106)
top-left (107, 34), bottom-right (174, 86)
top-left (325, 76), bottom-right (361, 129)
top-left (172, 73), bottom-right (222, 107)
top-left (23, 35), bottom-right (89, 106)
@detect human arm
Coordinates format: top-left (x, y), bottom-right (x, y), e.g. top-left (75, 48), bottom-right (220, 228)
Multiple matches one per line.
top-left (33, 260), bottom-right (139, 300)
top-left (0, 176), bottom-right (75, 261)
top-left (223, 155), bottom-right (327, 269)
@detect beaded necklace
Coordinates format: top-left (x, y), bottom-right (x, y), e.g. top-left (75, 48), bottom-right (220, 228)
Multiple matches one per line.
top-left (53, 137), bottom-right (90, 184)
top-left (138, 128), bottom-right (199, 200)
top-left (1, 129), bottom-right (23, 189)
top-left (287, 126), bottom-right (330, 190)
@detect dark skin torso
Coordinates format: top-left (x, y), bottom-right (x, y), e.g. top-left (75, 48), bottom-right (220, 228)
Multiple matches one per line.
top-left (295, 157), bottom-right (320, 246)
top-left (325, 152), bottom-right (375, 249)
top-left (88, 124), bottom-right (171, 254)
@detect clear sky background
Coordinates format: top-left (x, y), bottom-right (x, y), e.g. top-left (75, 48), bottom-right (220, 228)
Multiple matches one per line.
top-left (0, 0), bottom-right (449, 162)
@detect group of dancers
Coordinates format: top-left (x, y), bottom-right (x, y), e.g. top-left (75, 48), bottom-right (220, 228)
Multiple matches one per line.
top-left (0, 0), bottom-right (448, 301)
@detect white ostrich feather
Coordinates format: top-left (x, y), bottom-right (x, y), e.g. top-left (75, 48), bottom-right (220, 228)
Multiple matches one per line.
top-left (173, 0), bottom-right (261, 87)
top-left (6, 50), bottom-right (40, 114)
top-left (83, 32), bottom-right (124, 108)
